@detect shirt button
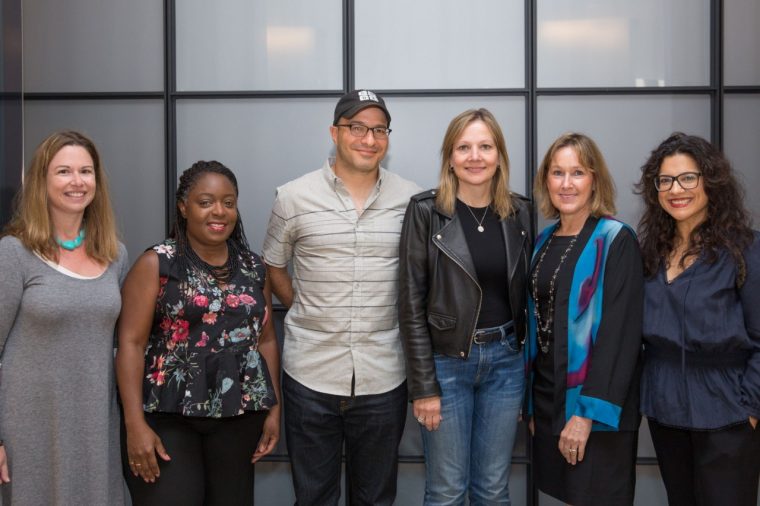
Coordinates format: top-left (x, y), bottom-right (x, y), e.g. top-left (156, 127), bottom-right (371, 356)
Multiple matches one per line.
top-left (521, 230), bottom-right (526, 236)
top-left (436, 234), bottom-right (442, 240)
top-left (431, 190), bottom-right (436, 195)
top-left (459, 351), bottom-right (465, 357)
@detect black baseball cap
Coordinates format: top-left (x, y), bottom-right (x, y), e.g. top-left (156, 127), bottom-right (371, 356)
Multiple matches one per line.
top-left (333, 89), bottom-right (391, 126)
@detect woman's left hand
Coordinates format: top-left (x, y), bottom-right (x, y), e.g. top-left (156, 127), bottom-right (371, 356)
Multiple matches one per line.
top-left (558, 415), bottom-right (592, 465)
top-left (252, 406), bottom-right (281, 463)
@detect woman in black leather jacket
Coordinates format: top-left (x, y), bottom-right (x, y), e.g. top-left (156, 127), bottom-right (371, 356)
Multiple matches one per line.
top-left (398, 108), bottom-right (533, 505)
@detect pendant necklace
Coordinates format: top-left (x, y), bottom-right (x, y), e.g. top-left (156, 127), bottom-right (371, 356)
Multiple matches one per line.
top-left (464, 203), bottom-right (489, 233)
top-left (56, 228), bottom-right (86, 251)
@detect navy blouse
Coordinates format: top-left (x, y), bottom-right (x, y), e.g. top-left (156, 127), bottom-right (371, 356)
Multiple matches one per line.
top-left (641, 231), bottom-right (760, 429)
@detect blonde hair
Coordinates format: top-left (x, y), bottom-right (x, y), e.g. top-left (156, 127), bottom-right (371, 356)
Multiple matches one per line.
top-left (435, 108), bottom-right (514, 219)
top-left (534, 132), bottom-right (616, 219)
top-left (3, 130), bottom-right (120, 263)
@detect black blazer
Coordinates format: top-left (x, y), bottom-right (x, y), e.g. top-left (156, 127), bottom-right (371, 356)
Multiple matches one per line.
top-left (398, 189), bottom-right (534, 400)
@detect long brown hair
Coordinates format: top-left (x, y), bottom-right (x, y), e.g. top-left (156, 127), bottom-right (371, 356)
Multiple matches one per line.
top-left (636, 132), bottom-right (753, 285)
top-left (3, 130), bottom-right (120, 263)
top-left (435, 108), bottom-right (514, 219)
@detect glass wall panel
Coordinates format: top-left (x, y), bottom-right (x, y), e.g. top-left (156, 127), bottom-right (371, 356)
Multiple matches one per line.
top-left (724, 95), bottom-right (760, 223)
top-left (355, 0), bottom-right (524, 90)
top-left (537, 0), bottom-right (709, 88)
top-left (23, 100), bottom-right (166, 262)
top-left (536, 95), bottom-right (711, 228)
top-left (385, 96), bottom-right (527, 195)
top-left (176, 0), bottom-right (342, 91)
top-left (22, 0), bottom-right (163, 92)
top-left (724, 0), bottom-right (760, 85)
top-left (176, 98), bottom-right (337, 254)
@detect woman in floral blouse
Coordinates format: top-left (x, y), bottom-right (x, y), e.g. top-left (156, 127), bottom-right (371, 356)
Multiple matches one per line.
top-left (116, 160), bottom-right (280, 505)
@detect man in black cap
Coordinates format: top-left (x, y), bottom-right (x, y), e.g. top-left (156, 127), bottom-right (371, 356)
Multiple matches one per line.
top-left (263, 90), bottom-right (419, 505)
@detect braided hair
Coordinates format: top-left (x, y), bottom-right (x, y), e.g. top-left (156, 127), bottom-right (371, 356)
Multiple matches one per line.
top-left (172, 160), bottom-right (256, 281)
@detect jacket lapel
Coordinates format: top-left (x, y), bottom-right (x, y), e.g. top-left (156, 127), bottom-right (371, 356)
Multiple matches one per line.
top-left (432, 210), bottom-right (478, 283)
top-left (502, 210), bottom-right (527, 281)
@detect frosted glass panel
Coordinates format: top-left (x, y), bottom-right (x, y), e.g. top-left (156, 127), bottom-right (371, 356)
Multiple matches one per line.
top-left (537, 0), bottom-right (709, 87)
top-left (724, 95), bottom-right (760, 224)
top-left (23, 100), bottom-right (166, 262)
top-left (385, 96), bottom-right (527, 196)
top-left (176, 98), bottom-right (337, 254)
top-left (355, 0), bottom-right (524, 89)
top-left (22, 0), bottom-right (162, 92)
top-left (536, 95), bottom-right (711, 228)
top-left (724, 0), bottom-right (760, 85)
top-left (176, 0), bottom-right (342, 91)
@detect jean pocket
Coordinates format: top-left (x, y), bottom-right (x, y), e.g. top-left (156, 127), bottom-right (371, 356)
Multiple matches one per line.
top-left (502, 333), bottom-right (520, 354)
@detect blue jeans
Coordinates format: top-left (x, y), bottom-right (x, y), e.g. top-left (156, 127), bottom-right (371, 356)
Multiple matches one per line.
top-left (282, 373), bottom-right (407, 506)
top-left (421, 325), bottom-right (524, 506)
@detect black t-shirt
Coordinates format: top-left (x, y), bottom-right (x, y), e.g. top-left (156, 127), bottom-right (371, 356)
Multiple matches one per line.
top-left (455, 199), bottom-right (512, 328)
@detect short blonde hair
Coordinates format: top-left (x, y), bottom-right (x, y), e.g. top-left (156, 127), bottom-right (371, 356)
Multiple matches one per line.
top-left (4, 130), bottom-right (120, 263)
top-left (435, 108), bottom-right (514, 219)
top-left (534, 132), bottom-right (616, 219)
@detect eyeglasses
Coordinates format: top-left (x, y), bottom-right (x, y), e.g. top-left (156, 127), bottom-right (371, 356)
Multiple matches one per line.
top-left (654, 172), bottom-right (702, 192)
top-left (336, 123), bottom-right (391, 139)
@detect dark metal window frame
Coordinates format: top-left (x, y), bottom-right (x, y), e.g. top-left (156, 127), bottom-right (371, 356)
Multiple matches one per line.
top-left (8, 1), bottom-right (760, 503)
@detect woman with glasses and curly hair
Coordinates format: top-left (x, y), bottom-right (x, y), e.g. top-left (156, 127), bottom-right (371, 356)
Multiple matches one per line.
top-left (637, 132), bottom-right (760, 506)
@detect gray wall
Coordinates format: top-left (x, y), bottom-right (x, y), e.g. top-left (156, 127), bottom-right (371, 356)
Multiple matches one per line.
top-left (16, 0), bottom-right (760, 504)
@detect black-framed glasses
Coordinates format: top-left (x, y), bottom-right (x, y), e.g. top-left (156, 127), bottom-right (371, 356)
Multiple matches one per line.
top-left (654, 172), bottom-right (702, 192)
top-left (336, 123), bottom-right (391, 139)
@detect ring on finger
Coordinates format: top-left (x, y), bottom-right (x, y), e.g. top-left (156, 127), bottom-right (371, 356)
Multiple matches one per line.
top-left (568, 448), bottom-right (577, 453)
top-left (417, 416), bottom-right (425, 424)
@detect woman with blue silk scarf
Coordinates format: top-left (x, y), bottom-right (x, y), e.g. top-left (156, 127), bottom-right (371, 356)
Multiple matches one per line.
top-left (526, 133), bottom-right (643, 506)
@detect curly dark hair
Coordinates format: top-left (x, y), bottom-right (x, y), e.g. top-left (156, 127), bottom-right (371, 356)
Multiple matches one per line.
top-left (636, 132), bottom-right (753, 285)
top-left (172, 160), bottom-right (255, 279)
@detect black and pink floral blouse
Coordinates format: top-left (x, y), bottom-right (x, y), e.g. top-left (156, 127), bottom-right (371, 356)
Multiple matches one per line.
top-left (142, 239), bottom-right (276, 418)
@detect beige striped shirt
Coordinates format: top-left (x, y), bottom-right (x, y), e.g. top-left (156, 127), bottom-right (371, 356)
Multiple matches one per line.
top-left (263, 160), bottom-right (420, 396)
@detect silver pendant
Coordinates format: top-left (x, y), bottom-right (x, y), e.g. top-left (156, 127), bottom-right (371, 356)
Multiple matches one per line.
top-left (477, 225), bottom-right (484, 232)
top-left (540, 343), bottom-right (550, 353)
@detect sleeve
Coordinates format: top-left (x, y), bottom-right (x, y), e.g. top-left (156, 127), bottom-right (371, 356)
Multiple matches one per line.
top-left (397, 198), bottom-right (440, 400)
top-left (261, 187), bottom-right (294, 268)
top-left (574, 228), bottom-right (643, 428)
top-left (739, 232), bottom-right (760, 418)
top-left (0, 238), bottom-right (26, 360)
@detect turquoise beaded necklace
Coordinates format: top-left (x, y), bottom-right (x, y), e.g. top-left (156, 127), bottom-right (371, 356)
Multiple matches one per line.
top-left (56, 228), bottom-right (85, 251)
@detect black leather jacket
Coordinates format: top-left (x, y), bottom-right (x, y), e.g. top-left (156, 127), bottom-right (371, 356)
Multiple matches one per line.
top-left (398, 189), bottom-right (534, 400)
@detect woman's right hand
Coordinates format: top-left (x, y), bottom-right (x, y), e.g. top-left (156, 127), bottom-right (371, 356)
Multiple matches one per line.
top-left (413, 396), bottom-right (442, 431)
top-left (126, 421), bottom-right (171, 483)
top-left (0, 446), bottom-right (10, 483)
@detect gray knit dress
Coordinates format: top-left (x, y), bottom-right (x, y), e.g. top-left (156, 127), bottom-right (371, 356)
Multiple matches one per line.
top-left (0, 236), bottom-right (128, 505)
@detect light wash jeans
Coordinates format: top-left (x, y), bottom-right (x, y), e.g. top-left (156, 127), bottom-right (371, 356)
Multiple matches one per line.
top-left (421, 323), bottom-right (524, 506)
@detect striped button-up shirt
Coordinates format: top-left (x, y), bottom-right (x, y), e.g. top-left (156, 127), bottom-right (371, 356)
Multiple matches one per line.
top-left (262, 160), bottom-right (420, 396)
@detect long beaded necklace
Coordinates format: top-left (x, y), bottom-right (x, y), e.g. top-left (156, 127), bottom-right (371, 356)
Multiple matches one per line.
top-left (530, 231), bottom-right (578, 353)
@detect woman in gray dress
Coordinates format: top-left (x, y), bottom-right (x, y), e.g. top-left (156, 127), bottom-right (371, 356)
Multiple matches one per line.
top-left (0, 131), bottom-right (128, 505)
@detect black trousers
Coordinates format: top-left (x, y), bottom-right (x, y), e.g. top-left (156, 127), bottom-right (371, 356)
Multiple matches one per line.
top-left (648, 418), bottom-right (760, 506)
top-left (123, 411), bottom-right (267, 506)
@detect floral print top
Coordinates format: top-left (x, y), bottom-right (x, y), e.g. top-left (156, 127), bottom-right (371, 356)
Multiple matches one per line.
top-left (143, 239), bottom-right (276, 417)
